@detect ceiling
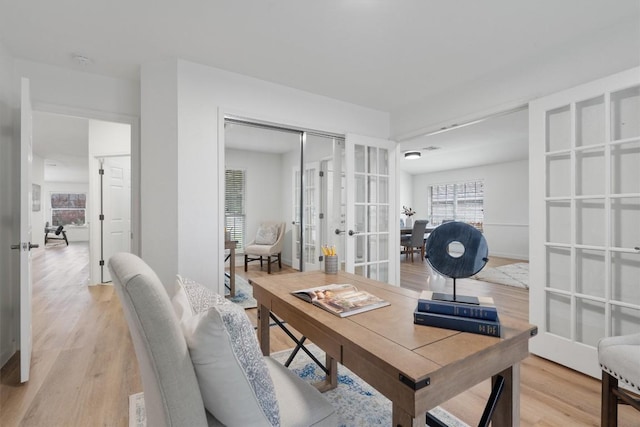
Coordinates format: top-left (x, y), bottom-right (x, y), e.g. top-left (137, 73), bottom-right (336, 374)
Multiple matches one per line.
top-left (5, 1), bottom-right (638, 176)
top-left (398, 107), bottom-right (529, 174)
top-left (32, 111), bottom-right (89, 182)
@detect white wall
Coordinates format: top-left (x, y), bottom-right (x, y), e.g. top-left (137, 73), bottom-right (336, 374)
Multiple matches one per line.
top-left (140, 60), bottom-right (178, 291)
top-left (0, 40), bottom-right (17, 367)
top-left (398, 169), bottom-right (413, 227)
top-left (225, 148), bottom-right (285, 254)
top-left (412, 159), bottom-right (529, 260)
top-left (140, 58), bottom-right (390, 292)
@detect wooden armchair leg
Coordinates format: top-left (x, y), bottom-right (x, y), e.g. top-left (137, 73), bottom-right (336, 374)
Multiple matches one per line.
top-left (267, 256), bottom-right (272, 274)
top-left (244, 254), bottom-right (248, 272)
top-left (602, 371), bottom-right (618, 427)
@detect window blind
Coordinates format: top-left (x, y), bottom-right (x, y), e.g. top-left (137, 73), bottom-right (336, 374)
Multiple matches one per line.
top-left (225, 170), bottom-right (246, 249)
top-left (429, 180), bottom-right (484, 230)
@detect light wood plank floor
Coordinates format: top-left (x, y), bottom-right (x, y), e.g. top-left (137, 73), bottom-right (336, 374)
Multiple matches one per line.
top-left (1, 245), bottom-right (637, 426)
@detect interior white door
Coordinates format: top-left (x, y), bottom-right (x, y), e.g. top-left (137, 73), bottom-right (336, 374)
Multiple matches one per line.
top-left (529, 67), bottom-right (640, 378)
top-left (100, 156), bottom-right (131, 282)
top-left (344, 133), bottom-right (398, 284)
top-left (19, 77), bottom-right (34, 383)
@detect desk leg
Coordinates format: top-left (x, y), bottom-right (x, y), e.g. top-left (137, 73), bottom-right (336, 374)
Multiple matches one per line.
top-left (392, 402), bottom-right (421, 427)
top-left (313, 355), bottom-right (338, 393)
top-left (229, 247), bottom-right (236, 297)
top-left (491, 363), bottom-right (520, 427)
top-left (258, 304), bottom-right (271, 356)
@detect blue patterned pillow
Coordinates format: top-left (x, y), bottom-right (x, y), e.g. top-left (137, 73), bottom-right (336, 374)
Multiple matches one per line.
top-left (176, 276), bottom-right (280, 426)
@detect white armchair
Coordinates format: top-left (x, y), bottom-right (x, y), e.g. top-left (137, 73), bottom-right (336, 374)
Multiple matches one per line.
top-left (244, 221), bottom-right (286, 274)
top-left (109, 253), bottom-right (336, 427)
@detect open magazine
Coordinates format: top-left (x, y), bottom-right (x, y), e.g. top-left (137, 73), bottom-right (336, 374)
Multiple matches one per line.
top-left (292, 283), bottom-right (390, 317)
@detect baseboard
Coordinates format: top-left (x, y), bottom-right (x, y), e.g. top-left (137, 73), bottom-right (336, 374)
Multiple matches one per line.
top-left (488, 251), bottom-right (529, 261)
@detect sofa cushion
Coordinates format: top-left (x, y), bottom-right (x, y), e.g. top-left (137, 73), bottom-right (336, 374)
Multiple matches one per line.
top-left (255, 223), bottom-right (279, 245)
top-left (177, 277), bottom-right (280, 427)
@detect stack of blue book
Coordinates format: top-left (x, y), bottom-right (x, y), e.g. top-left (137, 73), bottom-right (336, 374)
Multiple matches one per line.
top-left (414, 290), bottom-right (501, 337)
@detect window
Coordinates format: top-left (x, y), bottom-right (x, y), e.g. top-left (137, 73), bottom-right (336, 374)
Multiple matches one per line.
top-left (51, 193), bottom-right (87, 226)
top-left (225, 169), bottom-right (246, 249)
top-left (429, 180), bottom-right (484, 230)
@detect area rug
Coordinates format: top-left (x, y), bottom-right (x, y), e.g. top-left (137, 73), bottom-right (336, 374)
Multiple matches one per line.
top-left (224, 273), bottom-right (257, 309)
top-left (129, 344), bottom-right (469, 427)
top-left (473, 262), bottom-right (529, 289)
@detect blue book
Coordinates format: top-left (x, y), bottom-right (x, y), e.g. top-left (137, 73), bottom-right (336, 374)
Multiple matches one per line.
top-left (417, 290), bottom-right (498, 321)
top-left (414, 308), bottom-right (501, 337)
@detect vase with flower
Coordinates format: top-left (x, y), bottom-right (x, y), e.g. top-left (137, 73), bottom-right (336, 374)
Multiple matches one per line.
top-left (402, 206), bottom-right (416, 228)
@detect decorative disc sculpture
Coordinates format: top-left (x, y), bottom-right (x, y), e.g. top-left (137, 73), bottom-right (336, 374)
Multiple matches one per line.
top-left (425, 221), bottom-right (489, 304)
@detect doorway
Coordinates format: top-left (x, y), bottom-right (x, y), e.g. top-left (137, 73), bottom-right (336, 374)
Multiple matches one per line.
top-left (32, 112), bottom-right (134, 285)
top-left (223, 116), bottom-right (398, 282)
top-left (224, 118), bottom-right (345, 273)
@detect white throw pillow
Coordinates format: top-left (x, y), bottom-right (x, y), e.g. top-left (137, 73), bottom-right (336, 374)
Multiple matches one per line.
top-left (176, 276), bottom-right (280, 427)
top-left (255, 224), bottom-right (278, 245)
top-left (172, 275), bottom-right (195, 322)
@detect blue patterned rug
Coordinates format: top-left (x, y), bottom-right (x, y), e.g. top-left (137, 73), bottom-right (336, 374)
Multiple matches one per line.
top-left (271, 344), bottom-right (469, 427)
top-left (224, 274), bottom-right (257, 309)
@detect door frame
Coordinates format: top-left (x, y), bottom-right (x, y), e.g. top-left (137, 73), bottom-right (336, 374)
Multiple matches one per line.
top-left (91, 154), bottom-right (132, 284)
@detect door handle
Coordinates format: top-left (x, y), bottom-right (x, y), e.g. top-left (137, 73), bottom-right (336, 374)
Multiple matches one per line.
top-left (335, 229), bottom-right (345, 235)
top-left (11, 243), bottom-right (39, 250)
top-left (348, 230), bottom-right (360, 236)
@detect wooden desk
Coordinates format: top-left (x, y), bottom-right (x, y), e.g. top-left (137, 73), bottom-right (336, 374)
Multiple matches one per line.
top-left (252, 271), bottom-right (536, 426)
top-left (224, 240), bottom-right (237, 297)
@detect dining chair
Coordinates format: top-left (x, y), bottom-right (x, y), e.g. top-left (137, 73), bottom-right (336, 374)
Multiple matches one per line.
top-left (401, 219), bottom-right (429, 262)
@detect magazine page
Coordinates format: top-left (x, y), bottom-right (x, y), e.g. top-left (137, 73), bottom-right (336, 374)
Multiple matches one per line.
top-left (293, 284), bottom-right (389, 317)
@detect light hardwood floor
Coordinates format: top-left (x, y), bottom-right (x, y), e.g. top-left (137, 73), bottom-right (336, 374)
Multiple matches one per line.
top-left (1, 245), bottom-right (637, 426)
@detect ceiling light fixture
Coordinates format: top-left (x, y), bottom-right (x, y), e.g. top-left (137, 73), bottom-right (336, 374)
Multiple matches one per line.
top-left (404, 151), bottom-right (421, 160)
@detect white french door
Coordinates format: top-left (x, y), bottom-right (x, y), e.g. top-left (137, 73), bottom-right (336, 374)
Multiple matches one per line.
top-left (529, 67), bottom-right (640, 378)
top-left (292, 162), bottom-right (321, 271)
top-left (344, 133), bottom-right (398, 284)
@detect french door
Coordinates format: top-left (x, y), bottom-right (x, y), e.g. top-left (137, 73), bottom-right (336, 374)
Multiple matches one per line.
top-left (529, 67), bottom-right (640, 378)
top-left (344, 134), bottom-right (398, 284)
top-left (292, 161), bottom-right (321, 271)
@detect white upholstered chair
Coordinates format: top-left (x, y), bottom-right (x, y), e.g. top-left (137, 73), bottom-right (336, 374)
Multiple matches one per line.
top-left (109, 252), bottom-right (336, 427)
top-left (598, 333), bottom-right (640, 426)
top-left (244, 221), bottom-right (286, 274)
